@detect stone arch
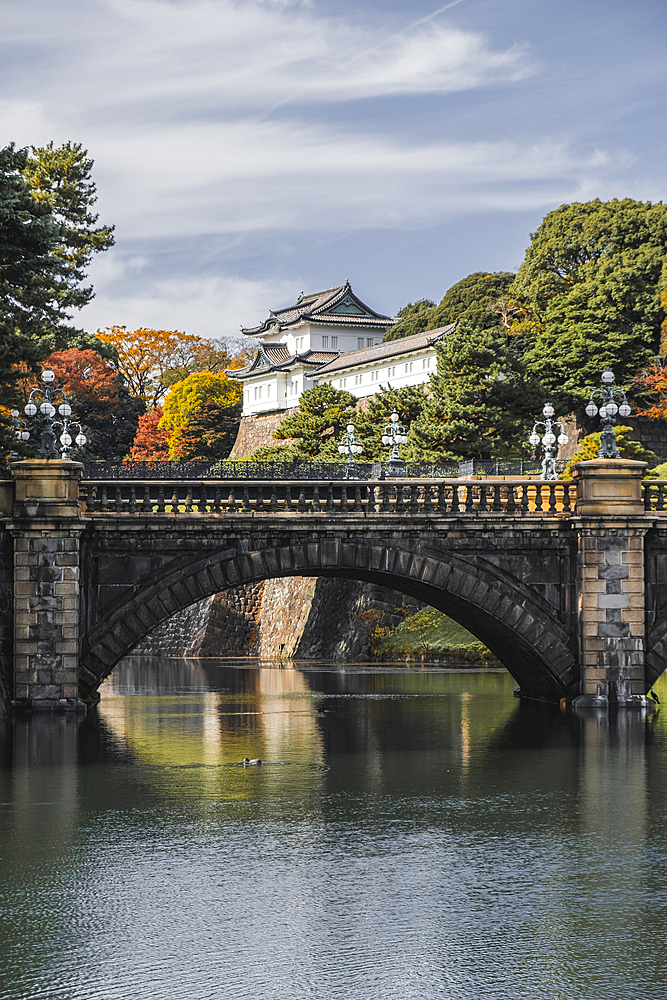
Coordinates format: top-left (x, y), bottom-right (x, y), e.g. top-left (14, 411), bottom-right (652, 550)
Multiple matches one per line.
top-left (80, 538), bottom-right (578, 704)
top-left (645, 619), bottom-right (667, 689)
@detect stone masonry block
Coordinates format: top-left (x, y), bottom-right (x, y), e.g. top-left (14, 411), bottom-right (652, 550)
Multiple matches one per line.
top-left (598, 622), bottom-right (631, 638)
top-left (596, 536), bottom-right (629, 551)
top-left (620, 580), bottom-right (645, 594)
top-left (598, 564), bottom-right (629, 581)
top-left (621, 550), bottom-right (643, 564)
top-left (598, 594), bottom-right (630, 609)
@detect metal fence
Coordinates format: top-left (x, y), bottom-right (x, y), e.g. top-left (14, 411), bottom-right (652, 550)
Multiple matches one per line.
top-left (79, 459), bottom-right (544, 481)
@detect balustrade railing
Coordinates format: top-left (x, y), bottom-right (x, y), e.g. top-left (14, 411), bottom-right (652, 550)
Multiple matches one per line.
top-left (79, 478), bottom-right (577, 517)
top-left (643, 480), bottom-right (667, 511)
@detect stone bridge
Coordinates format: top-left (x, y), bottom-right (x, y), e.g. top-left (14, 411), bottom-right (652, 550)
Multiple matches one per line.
top-left (1, 460), bottom-right (667, 714)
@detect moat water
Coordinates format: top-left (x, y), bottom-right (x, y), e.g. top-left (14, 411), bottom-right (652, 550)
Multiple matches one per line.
top-left (2, 658), bottom-right (667, 1000)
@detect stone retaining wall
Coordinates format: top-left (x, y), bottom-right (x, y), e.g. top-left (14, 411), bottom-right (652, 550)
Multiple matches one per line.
top-left (132, 577), bottom-right (422, 661)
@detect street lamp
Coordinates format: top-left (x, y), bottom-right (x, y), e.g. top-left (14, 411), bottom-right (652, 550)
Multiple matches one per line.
top-left (529, 402), bottom-right (569, 480)
top-left (338, 420), bottom-right (363, 479)
top-left (381, 410), bottom-right (408, 477)
top-left (8, 408), bottom-right (31, 463)
top-left (584, 368), bottom-right (631, 459)
top-left (23, 367), bottom-right (87, 460)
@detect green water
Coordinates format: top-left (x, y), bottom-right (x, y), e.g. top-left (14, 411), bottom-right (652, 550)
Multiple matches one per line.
top-left (1, 658), bottom-right (666, 999)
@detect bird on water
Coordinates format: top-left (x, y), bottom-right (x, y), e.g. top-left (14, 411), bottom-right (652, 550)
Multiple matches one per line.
top-left (243, 758), bottom-right (262, 765)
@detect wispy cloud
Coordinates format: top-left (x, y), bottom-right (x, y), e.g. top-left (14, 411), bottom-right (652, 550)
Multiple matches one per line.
top-left (78, 121), bottom-right (627, 238)
top-left (81, 260), bottom-right (295, 339)
top-left (1, 0), bottom-right (534, 122)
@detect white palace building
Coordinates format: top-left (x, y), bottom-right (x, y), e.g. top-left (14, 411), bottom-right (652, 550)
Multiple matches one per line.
top-left (229, 281), bottom-right (454, 417)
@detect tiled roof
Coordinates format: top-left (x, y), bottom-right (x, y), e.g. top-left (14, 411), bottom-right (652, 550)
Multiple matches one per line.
top-left (241, 280), bottom-right (396, 336)
top-left (227, 347), bottom-right (339, 379)
top-left (307, 324), bottom-right (455, 377)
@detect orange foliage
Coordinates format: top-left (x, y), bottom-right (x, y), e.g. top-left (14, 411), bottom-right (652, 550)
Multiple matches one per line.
top-left (633, 357), bottom-right (667, 419)
top-left (97, 326), bottom-right (201, 406)
top-left (44, 349), bottom-right (120, 418)
top-left (130, 407), bottom-right (169, 460)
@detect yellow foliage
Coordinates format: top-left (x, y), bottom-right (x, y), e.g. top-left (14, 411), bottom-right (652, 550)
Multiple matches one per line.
top-left (160, 370), bottom-right (242, 460)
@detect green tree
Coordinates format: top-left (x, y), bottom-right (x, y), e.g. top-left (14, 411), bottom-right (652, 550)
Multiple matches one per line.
top-left (430, 271), bottom-right (516, 330)
top-left (252, 382), bottom-right (357, 462)
top-left (513, 199), bottom-right (667, 408)
top-left (383, 299), bottom-right (435, 342)
top-left (23, 142), bottom-right (114, 320)
top-left (406, 312), bottom-right (542, 463)
top-left (355, 385), bottom-right (426, 461)
top-left (0, 144), bottom-right (60, 458)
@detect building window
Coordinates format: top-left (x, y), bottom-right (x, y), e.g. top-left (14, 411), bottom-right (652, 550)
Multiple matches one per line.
top-left (331, 337), bottom-right (338, 348)
top-left (367, 338), bottom-right (373, 347)
top-left (357, 338), bottom-right (364, 349)
top-left (355, 374), bottom-right (362, 385)
top-left (322, 336), bottom-right (329, 348)
top-left (387, 366), bottom-right (395, 377)
top-left (405, 362), bottom-right (413, 374)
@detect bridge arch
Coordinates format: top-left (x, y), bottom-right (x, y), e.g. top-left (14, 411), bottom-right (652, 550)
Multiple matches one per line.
top-left (80, 537), bottom-right (578, 704)
top-left (645, 619), bottom-right (667, 688)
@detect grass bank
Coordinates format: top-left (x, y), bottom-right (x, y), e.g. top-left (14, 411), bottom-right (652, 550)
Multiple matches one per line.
top-left (372, 607), bottom-right (497, 665)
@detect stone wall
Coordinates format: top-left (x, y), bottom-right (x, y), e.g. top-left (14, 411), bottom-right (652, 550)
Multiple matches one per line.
top-left (130, 576), bottom-right (421, 662)
top-left (200, 584), bottom-right (264, 656)
top-left (555, 414), bottom-right (667, 463)
top-left (0, 525), bottom-right (13, 713)
top-left (229, 410), bottom-right (299, 458)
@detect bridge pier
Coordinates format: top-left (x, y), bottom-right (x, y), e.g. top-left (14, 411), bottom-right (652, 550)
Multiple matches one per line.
top-left (573, 460), bottom-right (650, 710)
top-left (8, 461), bottom-right (87, 713)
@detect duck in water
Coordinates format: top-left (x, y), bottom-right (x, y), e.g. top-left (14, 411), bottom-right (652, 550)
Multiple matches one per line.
top-left (243, 757), bottom-right (262, 765)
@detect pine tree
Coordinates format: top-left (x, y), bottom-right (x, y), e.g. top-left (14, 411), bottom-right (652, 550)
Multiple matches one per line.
top-left (251, 382), bottom-right (357, 462)
top-left (355, 385), bottom-right (426, 461)
top-left (23, 141), bottom-right (114, 321)
top-left (406, 313), bottom-right (543, 462)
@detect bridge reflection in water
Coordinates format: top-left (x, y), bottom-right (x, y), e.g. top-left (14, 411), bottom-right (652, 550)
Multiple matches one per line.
top-left (1, 659), bottom-right (666, 999)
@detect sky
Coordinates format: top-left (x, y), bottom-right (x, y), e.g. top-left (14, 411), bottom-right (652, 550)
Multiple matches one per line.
top-left (2, 0), bottom-right (666, 340)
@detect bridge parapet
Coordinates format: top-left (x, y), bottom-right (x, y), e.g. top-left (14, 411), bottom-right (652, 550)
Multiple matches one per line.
top-left (80, 478), bottom-right (577, 518)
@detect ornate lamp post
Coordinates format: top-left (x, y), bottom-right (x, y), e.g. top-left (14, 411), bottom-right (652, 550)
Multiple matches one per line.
top-left (584, 368), bottom-right (631, 459)
top-left (381, 410), bottom-right (408, 477)
top-left (23, 367), bottom-right (87, 460)
top-left (338, 420), bottom-right (363, 479)
top-left (529, 403), bottom-right (569, 480)
top-left (8, 408), bottom-right (31, 463)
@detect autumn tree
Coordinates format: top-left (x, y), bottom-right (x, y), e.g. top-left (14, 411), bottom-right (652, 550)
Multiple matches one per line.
top-left (97, 327), bottom-right (203, 407)
top-left (160, 371), bottom-right (242, 461)
top-left (43, 348), bottom-right (144, 461)
top-left (129, 407), bottom-right (170, 460)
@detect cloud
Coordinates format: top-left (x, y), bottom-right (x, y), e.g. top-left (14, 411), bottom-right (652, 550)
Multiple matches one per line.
top-left (79, 260), bottom-right (296, 339)
top-left (1, 0), bottom-right (534, 123)
top-left (76, 120), bottom-right (629, 239)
